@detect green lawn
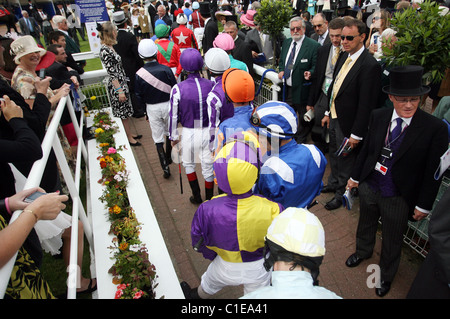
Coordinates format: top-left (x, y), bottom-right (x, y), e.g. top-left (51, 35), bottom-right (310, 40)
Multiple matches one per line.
top-left (78, 38), bottom-right (103, 72)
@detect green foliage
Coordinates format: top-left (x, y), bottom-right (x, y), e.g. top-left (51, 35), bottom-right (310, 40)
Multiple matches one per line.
top-left (254, 0), bottom-right (293, 67)
top-left (383, 1), bottom-right (450, 84)
top-left (255, 0), bottom-right (293, 37)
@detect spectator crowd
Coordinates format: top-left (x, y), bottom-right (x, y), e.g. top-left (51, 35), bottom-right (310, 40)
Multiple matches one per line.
top-left (0, 0), bottom-right (449, 300)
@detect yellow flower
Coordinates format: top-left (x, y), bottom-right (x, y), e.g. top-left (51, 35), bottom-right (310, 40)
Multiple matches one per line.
top-left (90, 96), bottom-right (97, 101)
top-left (113, 205), bottom-right (121, 214)
top-left (119, 242), bottom-right (129, 251)
top-left (95, 128), bottom-right (104, 134)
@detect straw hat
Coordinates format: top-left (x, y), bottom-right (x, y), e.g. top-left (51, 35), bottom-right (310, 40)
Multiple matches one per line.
top-left (10, 35), bottom-right (46, 64)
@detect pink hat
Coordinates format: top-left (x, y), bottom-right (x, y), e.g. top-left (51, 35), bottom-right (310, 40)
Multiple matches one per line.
top-left (213, 33), bottom-right (235, 51)
top-left (240, 10), bottom-right (256, 27)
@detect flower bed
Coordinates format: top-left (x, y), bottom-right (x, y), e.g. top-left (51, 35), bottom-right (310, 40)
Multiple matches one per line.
top-left (92, 111), bottom-right (158, 299)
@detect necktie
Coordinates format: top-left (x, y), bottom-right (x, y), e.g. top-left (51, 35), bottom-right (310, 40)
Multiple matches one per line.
top-left (330, 56), bottom-right (352, 118)
top-left (27, 18), bottom-right (33, 32)
top-left (389, 117), bottom-right (404, 143)
top-left (331, 46), bottom-right (340, 66)
top-left (284, 41), bottom-right (297, 79)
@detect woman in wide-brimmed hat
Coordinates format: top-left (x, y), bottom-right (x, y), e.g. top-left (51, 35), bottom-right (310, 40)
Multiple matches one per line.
top-left (10, 35), bottom-right (70, 108)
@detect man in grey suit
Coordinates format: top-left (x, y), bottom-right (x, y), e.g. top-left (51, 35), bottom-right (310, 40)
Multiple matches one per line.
top-left (19, 10), bottom-right (42, 46)
top-left (245, 15), bottom-right (282, 67)
top-left (310, 12), bottom-right (330, 46)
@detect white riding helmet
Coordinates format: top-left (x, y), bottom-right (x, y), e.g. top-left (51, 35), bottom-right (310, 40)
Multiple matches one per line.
top-left (204, 47), bottom-right (230, 74)
top-left (138, 38), bottom-right (158, 59)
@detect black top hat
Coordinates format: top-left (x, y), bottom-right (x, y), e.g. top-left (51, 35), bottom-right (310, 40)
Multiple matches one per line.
top-left (382, 65), bottom-right (431, 96)
top-left (225, 14), bottom-right (238, 25)
top-left (344, 9), bottom-right (358, 17)
top-left (322, 10), bottom-right (334, 22)
top-left (200, 2), bottom-right (210, 16)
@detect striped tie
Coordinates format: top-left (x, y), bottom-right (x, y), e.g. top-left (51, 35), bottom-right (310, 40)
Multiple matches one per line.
top-left (331, 46), bottom-right (340, 66)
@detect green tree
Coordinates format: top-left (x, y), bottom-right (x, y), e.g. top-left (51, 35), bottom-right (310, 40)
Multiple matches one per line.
top-left (254, 0), bottom-right (293, 69)
top-left (382, 1), bottom-right (450, 84)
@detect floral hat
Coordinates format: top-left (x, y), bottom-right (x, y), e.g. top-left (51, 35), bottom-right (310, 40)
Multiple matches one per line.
top-left (10, 35), bottom-right (46, 64)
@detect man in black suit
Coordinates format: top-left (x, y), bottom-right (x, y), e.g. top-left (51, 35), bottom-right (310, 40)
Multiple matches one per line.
top-left (113, 11), bottom-right (146, 118)
top-left (345, 65), bottom-right (448, 297)
top-left (200, 1), bottom-right (217, 54)
top-left (148, 0), bottom-right (158, 30)
top-left (48, 30), bottom-right (84, 75)
top-left (45, 44), bottom-right (80, 90)
top-left (321, 18), bottom-right (381, 210)
top-left (223, 20), bottom-right (254, 77)
top-left (310, 12), bottom-right (330, 46)
top-left (305, 17), bottom-right (345, 154)
top-left (154, 4), bottom-right (172, 29)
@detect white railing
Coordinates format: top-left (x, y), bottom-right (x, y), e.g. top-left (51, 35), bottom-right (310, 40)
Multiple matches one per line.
top-left (253, 64), bottom-right (282, 106)
top-left (0, 95), bottom-right (94, 299)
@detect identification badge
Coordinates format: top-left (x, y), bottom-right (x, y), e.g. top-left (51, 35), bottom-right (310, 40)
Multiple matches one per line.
top-left (381, 147), bottom-right (393, 160)
top-left (375, 162), bottom-right (388, 175)
top-left (301, 59), bottom-right (308, 63)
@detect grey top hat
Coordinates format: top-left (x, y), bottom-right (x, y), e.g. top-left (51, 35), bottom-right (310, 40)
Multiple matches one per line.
top-left (113, 11), bottom-right (128, 25)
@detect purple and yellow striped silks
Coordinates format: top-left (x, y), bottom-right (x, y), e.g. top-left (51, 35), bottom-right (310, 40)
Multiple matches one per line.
top-left (213, 132), bottom-right (260, 195)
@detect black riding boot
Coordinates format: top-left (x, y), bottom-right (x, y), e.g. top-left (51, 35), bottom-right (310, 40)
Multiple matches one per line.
top-left (165, 136), bottom-right (172, 164)
top-left (156, 143), bottom-right (170, 178)
top-left (188, 178), bottom-right (203, 204)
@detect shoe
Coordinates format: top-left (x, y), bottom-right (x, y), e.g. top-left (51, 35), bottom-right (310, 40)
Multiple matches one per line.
top-left (163, 167), bottom-right (171, 179)
top-left (376, 281), bottom-right (391, 297)
top-left (133, 134), bottom-right (143, 139)
top-left (180, 281), bottom-right (201, 299)
top-left (129, 141), bottom-right (141, 146)
top-left (189, 196), bottom-right (203, 204)
top-left (322, 185), bottom-right (336, 193)
top-left (324, 197), bottom-right (342, 210)
top-left (78, 278), bottom-right (97, 294)
top-left (345, 253), bottom-right (365, 267)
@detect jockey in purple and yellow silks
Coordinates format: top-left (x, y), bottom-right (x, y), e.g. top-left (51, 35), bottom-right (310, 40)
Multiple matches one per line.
top-left (181, 131), bottom-right (283, 299)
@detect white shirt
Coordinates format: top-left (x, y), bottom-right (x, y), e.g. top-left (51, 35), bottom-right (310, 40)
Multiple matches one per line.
top-left (285, 35), bottom-right (305, 87)
top-left (318, 29), bottom-right (329, 45)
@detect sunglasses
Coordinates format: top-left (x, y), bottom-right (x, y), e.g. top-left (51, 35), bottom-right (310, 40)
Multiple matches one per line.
top-left (290, 26), bottom-right (302, 31)
top-left (341, 34), bottom-right (361, 41)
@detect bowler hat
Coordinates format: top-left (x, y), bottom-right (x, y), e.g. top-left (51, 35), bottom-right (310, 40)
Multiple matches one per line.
top-left (382, 65), bottom-right (431, 96)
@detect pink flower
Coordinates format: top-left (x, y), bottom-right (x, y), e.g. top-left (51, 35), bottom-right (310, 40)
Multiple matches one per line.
top-left (115, 289), bottom-right (123, 299)
top-left (107, 147), bottom-right (117, 154)
top-left (133, 290), bottom-right (144, 299)
top-left (117, 283), bottom-right (127, 290)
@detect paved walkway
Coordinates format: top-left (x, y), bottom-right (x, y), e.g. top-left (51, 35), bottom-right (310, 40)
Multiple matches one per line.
top-left (128, 116), bottom-right (423, 299)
